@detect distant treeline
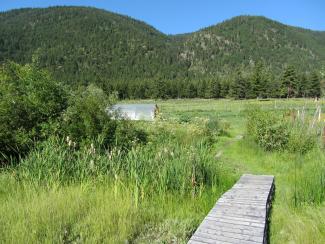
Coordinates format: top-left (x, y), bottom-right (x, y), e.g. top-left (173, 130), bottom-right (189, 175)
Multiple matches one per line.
top-left (106, 64), bottom-right (322, 99)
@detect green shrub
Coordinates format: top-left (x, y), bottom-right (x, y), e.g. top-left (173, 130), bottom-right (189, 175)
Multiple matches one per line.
top-left (0, 62), bottom-right (67, 162)
top-left (287, 125), bottom-right (316, 154)
top-left (62, 85), bottom-right (147, 151)
top-left (178, 114), bottom-right (191, 123)
top-left (246, 107), bottom-right (318, 154)
top-left (203, 118), bottom-right (230, 138)
top-left (114, 122), bottom-right (147, 151)
top-left (61, 84), bottom-right (117, 147)
top-left (0, 62), bottom-right (147, 164)
top-left (246, 108), bottom-right (289, 151)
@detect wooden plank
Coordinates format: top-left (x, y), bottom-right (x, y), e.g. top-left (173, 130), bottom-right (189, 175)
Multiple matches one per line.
top-left (188, 174), bottom-right (274, 244)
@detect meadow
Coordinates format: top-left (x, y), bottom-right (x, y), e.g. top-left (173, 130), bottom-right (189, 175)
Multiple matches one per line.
top-left (1, 98), bottom-right (325, 243)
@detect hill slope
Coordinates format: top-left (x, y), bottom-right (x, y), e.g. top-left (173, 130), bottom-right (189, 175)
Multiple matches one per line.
top-left (177, 16), bottom-right (325, 74)
top-left (0, 7), bottom-right (186, 85)
top-left (0, 7), bottom-right (325, 85)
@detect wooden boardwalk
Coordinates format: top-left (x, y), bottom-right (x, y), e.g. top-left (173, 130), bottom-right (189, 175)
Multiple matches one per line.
top-left (188, 174), bottom-right (275, 244)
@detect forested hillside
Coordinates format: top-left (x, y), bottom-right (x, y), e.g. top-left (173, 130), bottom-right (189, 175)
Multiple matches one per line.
top-left (0, 6), bottom-right (325, 98)
top-left (178, 16), bottom-right (325, 74)
top-left (0, 7), bottom-right (187, 85)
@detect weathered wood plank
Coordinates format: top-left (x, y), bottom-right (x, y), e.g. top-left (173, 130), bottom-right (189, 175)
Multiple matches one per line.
top-left (188, 174), bottom-right (275, 244)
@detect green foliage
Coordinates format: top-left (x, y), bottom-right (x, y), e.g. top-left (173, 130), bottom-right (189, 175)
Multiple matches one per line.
top-left (308, 72), bottom-right (321, 98)
top-left (291, 154), bottom-right (325, 205)
top-left (203, 118), bottom-right (229, 139)
top-left (62, 85), bottom-right (147, 151)
top-left (251, 62), bottom-right (269, 98)
top-left (230, 70), bottom-right (249, 99)
top-left (281, 65), bottom-right (298, 98)
top-left (178, 114), bottom-right (192, 123)
top-left (0, 62), bottom-right (147, 163)
top-left (0, 7), bottom-right (186, 85)
top-left (0, 62), bottom-right (67, 161)
top-left (246, 108), bottom-right (289, 151)
top-left (246, 107), bottom-right (318, 153)
top-left (18, 125), bottom-right (225, 197)
top-left (1, 98), bottom-right (325, 243)
top-left (114, 121), bottom-right (148, 151)
top-left (287, 125), bottom-right (316, 154)
top-left (62, 85), bottom-right (116, 147)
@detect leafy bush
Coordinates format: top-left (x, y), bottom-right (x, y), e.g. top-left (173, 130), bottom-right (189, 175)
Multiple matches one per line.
top-left (62, 85), bottom-right (116, 147)
top-left (0, 62), bottom-right (147, 164)
top-left (0, 62), bottom-right (67, 162)
top-left (203, 118), bottom-right (230, 138)
top-left (246, 107), bottom-right (317, 153)
top-left (114, 122), bottom-right (148, 151)
top-left (178, 114), bottom-right (191, 123)
top-left (61, 85), bottom-right (147, 151)
top-left (246, 108), bottom-right (289, 151)
top-left (287, 125), bottom-right (317, 154)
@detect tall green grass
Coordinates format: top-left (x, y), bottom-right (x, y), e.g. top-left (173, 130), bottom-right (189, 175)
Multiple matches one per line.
top-left (0, 114), bottom-right (237, 243)
top-left (0, 174), bottom-right (224, 243)
top-left (220, 137), bottom-right (325, 243)
top-left (17, 120), bottom-right (233, 197)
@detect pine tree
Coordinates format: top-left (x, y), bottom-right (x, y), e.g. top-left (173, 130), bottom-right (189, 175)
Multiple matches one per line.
top-left (210, 79), bottom-right (221, 98)
top-left (281, 66), bottom-right (298, 98)
top-left (204, 79), bottom-right (220, 98)
top-left (296, 74), bottom-right (308, 97)
top-left (262, 71), bottom-right (275, 98)
top-left (195, 80), bottom-right (202, 98)
top-left (308, 72), bottom-right (321, 98)
top-left (187, 82), bottom-right (197, 98)
top-left (251, 62), bottom-right (267, 98)
top-left (231, 70), bottom-right (248, 99)
top-left (219, 80), bottom-right (230, 98)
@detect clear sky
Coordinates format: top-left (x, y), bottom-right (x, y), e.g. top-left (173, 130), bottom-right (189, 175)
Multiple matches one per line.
top-left (1, 0), bottom-right (324, 34)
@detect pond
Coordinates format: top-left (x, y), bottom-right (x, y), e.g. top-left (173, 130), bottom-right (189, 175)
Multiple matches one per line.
top-left (109, 104), bottom-right (157, 121)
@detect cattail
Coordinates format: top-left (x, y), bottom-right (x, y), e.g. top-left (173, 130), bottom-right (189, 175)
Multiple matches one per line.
top-left (90, 143), bottom-right (95, 154)
top-left (323, 126), bottom-right (325, 147)
top-left (89, 160), bottom-right (94, 170)
top-left (108, 151), bottom-right (112, 160)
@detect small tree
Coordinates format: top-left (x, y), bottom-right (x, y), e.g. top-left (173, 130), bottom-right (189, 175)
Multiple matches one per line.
top-left (209, 79), bottom-right (221, 98)
top-left (0, 62), bottom-right (67, 161)
top-left (62, 85), bottom-right (146, 150)
top-left (308, 72), bottom-right (321, 98)
top-left (251, 62), bottom-right (267, 98)
top-left (231, 70), bottom-right (248, 99)
top-left (281, 65), bottom-right (298, 98)
top-left (296, 74), bottom-right (308, 97)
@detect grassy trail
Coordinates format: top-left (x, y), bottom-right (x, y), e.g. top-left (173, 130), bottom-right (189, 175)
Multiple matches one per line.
top-left (158, 98), bottom-right (325, 243)
top-left (217, 130), bottom-right (325, 243)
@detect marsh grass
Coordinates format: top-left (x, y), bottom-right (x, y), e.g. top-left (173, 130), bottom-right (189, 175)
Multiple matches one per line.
top-left (222, 137), bottom-right (325, 243)
top-left (0, 173), bottom-right (230, 243)
top-left (17, 120), bottom-right (232, 197)
top-left (1, 98), bottom-right (325, 243)
top-left (0, 110), bottom-right (237, 243)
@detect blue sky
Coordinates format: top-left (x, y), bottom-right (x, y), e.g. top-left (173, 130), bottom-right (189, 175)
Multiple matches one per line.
top-left (1, 0), bottom-right (324, 34)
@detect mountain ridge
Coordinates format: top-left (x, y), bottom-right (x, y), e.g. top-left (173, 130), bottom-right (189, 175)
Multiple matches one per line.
top-left (0, 6), bottom-right (324, 86)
